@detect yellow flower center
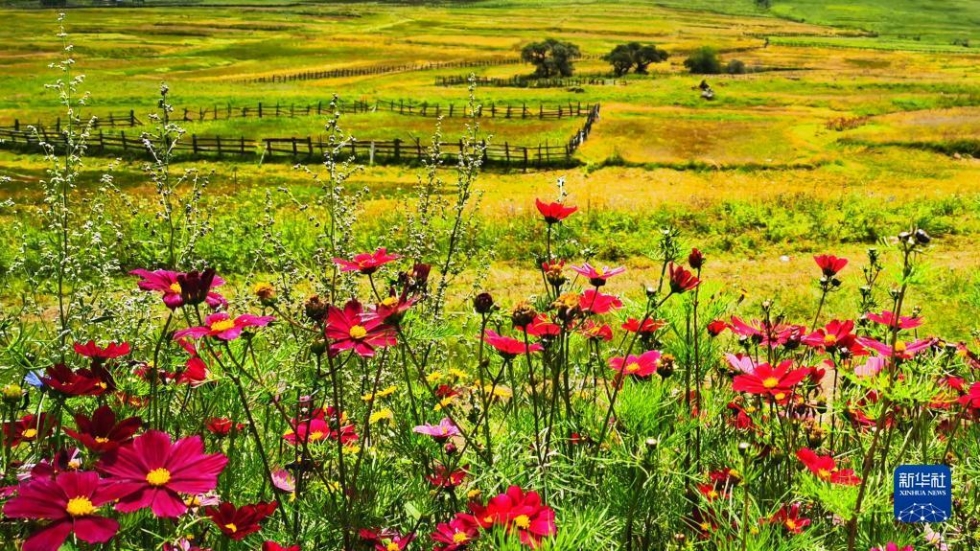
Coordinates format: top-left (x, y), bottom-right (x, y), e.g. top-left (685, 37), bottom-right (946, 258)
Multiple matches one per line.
top-left (823, 334), bottom-right (837, 346)
top-left (785, 519), bottom-right (798, 530)
top-left (626, 362), bottom-right (640, 373)
top-left (21, 428), bottom-right (37, 439)
top-left (349, 325), bottom-right (368, 339)
top-left (708, 490), bottom-right (719, 499)
top-left (381, 296), bottom-right (398, 307)
top-left (146, 468), bottom-right (172, 486)
top-left (65, 496), bottom-right (96, 517)
top-left (895, 341), bottom-right (907, 353)
top-left (225, 523), bottom-right (238, 533)
top-left (309, 430), bottom-right (325, 441)
top-left (817, 468), bottom-right (832, 480)
top-left (774, 392), bottom-right (786, 401)
top-left (169, 282), bottom-right (182, 294)
top-left (452, 532), bottom-right (469, 543)
top-left (762, 377), bottom-right (780, 389)
top-left (95, 437), bottom-right (110, 444)
top-left (386, 543), bottom-right (400, 551)
top-left (700, 522), bottom-right (711, 531)
top-left (514, 515), bottom-right (531, 529)
top-left (2, 384), bottom-right (22, 399)
top-left (210, 319), bottom-right (236, 333)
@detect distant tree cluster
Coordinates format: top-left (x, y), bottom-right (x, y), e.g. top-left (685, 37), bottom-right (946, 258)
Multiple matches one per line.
top-left (521, 39), bottom-right (582, 78)
top-left (603, 42), bottom-right (669, 76)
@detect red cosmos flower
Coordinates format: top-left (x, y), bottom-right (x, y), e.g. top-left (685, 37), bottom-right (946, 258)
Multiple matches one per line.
top-left (2, 471), bottom-right (124, 551)
top-left (206, 500), bottom-right (278, 541)
top-left (687, 508), bottom-right (718, 540)
top-left (957, 382), bottom-right (980, 415)
top-left (731, 360), bottom-right (810, 399)
top-left (579, 289), bottom-right (622, 315)
top-left (64, 405), bottom-right (141, 454)
top-left (796, 448), bottom-right (861, 485)
top-left (74, 341), bottom-right (130, 361)
top-left (541, 259), bottom-right (567, 287)
top-left (3, 413), bottom-right (52, 447)
top-left (359, 529), bottom-right (417, 551)
top-left (579, 321), bottom-right (613, 341)
top-left (814, 254), bottom-right (847, 277)
top-left (98, 430), bottom-right (228, 518)
top-left (333, 247), bottom-right (400, 275)
top-left (803, 320), bottom-right (863, 354)
top-left (324, 300), bottom-right (397, 358)
top-left (42, 363), bottom-right (115, 397)
top-left (469, 486), bottom-right (557, 548)
top-left (131, 268), bottom-right (226, 310)
top-left (373, 293), bottom-right (417, 326)
top-left (177, 356), bottom-right (211, 386)
top-left (857, 337), bottom-right (933, 361)
top-left (707, 319), bottom-right (729, 337)
top-left (432, 516), bottom-right (480, 551)
top-left (668, 263), bottom-right (700, 294)
top-left (483, 329), bottom-right (543, 359)
top-left (174, 312), bottom-right (275, 342)
top-left (264, 542), bottom-right (300, 551)
top-left (205, 417), bottom-right (244, 438)
top-left (571, 263), bottom-right (626, 287)
top-left (729, 317), bottom-right (803, 348)
top-left (622, 317), bottom-right (665, 335)
top-left (414, 418), bottom-right (461, 441)
top-left (726, 401), bottom-right (755, 430)
top-left (770, 503), bottom-right (810, 535)
top-left (535, 198), bottom-right (577, 224)
top-left (866, 310), bottom-right (923, 330)
top-left (516, 314), bottom-right (562, 338)
top-left (427, 464), bottom-right (468, 488)
top-left (609, 350), bottom-right (662, 378)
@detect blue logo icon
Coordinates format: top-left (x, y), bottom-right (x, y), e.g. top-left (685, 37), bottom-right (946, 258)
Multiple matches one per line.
top-left (894, 465), bottom-right (951, 523)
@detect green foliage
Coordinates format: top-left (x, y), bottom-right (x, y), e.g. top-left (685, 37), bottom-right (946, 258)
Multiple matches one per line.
top-left (603, 42), bottom-right (669, 76)
top-left (684, 46), bottom-right (723, 74)
top-left (520, 38), bottom-right (582, 78)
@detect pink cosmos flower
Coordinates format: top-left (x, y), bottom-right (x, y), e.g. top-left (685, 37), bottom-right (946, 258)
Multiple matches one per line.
top-left (609, 351), bottom-right (662, 378)
top-left (483, 329), bottom-right (543, 359)
top-left (73, 341), bottom-right (131, 361)
top-left (324, 300), bottom-right (397, 357)
top-left (333, 248), bottom-right (400, 275)
top-left (414, 418), bottom-right (461, 441)
top-left (866, 311), bottom-right (923, 330)
top-left (571, 263), bottom-right (625, 287)
top-left (579, 289), bottom-right (622, 315)
top-left (130, 268), bottom-right (226, 310)
top-left (271, 469), bottom-right (296, 493)
top-left (857, 337), bottom-right (933, 360)
top-left (174, 312), bottom-right (274, 341)
top-left (2, 471), bottom-right (124, 551)
top-left (725, 353), bottom-right (757, 375)
top-left (98, 430), bottom-right (228, 518)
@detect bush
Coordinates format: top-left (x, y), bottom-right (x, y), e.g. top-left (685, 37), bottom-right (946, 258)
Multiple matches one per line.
top-left (726, 59), bottom-right (747, 74)
top-left (603, 42), bottom-right (669, 76)
top-left (684, 46), bottom-right (722, 74)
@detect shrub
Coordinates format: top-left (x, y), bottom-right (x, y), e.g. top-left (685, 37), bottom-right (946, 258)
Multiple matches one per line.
top-left (683, 46), bottom-right (722, 74)
top-left (521, 38), bottom-right (581, 78)
top-left (603, 42), bottom-right (669, 76)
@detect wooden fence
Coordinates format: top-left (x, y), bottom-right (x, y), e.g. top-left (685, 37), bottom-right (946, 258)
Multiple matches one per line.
top-left (0, 105), bottom-right (600, 170)
top-left (175, 100), bottom-right (596, 122)
top-left (8, 110), bottom-right (141, 131)
top-left (437, 75), bottom-right (623, 88)
top-left (247, 57), bottom-right (522, 84)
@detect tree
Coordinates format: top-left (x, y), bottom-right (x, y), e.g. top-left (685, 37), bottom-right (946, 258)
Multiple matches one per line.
top-left (521, 39), bottom-right (582, 78)
top-left (683, 46), bottom-right (722, 75)
top-left (603, 42), bottom-right (669, 76)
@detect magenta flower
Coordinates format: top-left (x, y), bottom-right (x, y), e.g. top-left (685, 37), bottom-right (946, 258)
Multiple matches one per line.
top-left (130, 268), bottom-right (226, 310)
top-left (333, 247), bottom-right (400, 275)
top-left (174, 312), bottom-right (274, 341)
top-left (609, 351), bottom-right (662, 378)
top-left (73, 341), bottom-right (131, 361)
top-left (571, 263), bottom-right (626, 287)
top-left (2, 471), bottom-right (124, 551)
top-left (857, 337), bottom-right (933, 360)
top-left (98, 430), bottom-right (228, 518)
top-left (413, 418), bottom-right (461, 441)
top-left (324, 300), bottom-right (397, 357)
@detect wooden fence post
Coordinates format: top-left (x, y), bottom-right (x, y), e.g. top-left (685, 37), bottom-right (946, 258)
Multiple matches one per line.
top-left (121, 131), bottom-right (127, 151)
top-left (523, 147), bottom-right (528, 172)
top-left (192, 135), bottom-right (198, 154)
top-left (216, 136), bottom-right (222, 157)
top-left (394, 138), bottom-right (401, 161)
top-left (240, 137), bottom-right (246, 156)
top-left (258, 103), bottom-right (263, 118)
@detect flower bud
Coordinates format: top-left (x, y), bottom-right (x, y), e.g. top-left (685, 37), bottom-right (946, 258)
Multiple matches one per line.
top-left (511, 301), bottom-right (537, 329)
top-left (1, 383), bottom-right (23, 403)
top-left (253, 282), bottom-right (275, 303)
top-left (473, 292), bottom-right (494, 315)
top-left (304, 295), bottom-right (329, 323)
top-left (688, 248), bottom-right (705, 270)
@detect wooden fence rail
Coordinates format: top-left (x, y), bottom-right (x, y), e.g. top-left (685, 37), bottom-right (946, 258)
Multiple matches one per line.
top-left (247, 57), bottom-right (523, 84)
top-left (437, 75), bottom-right (623, 88)
top-left (0, 105), bottom-right (600, 170)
